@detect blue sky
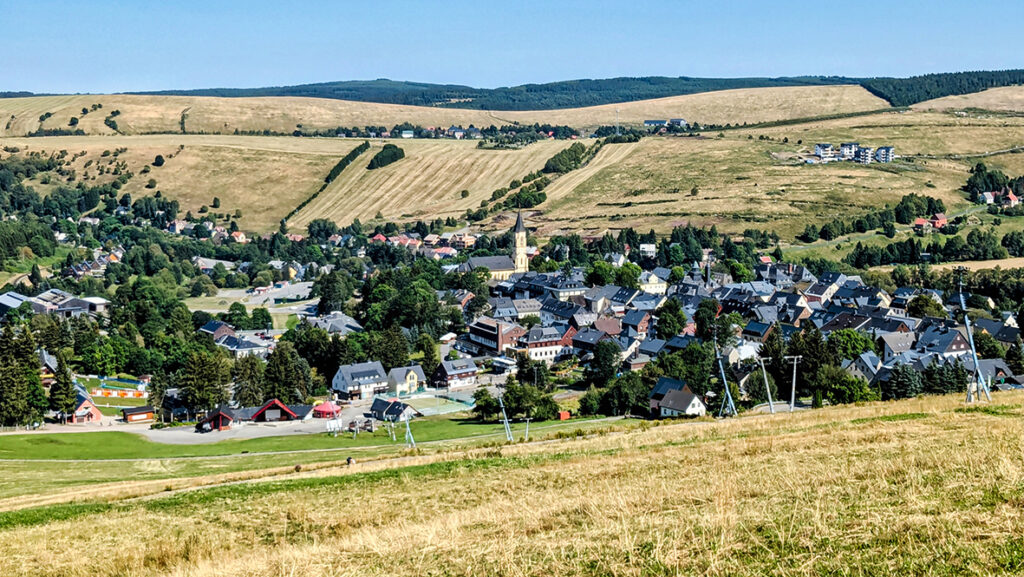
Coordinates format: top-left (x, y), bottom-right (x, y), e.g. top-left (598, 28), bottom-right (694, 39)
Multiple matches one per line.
top-left (2, 0), bottom-right (1022, 93)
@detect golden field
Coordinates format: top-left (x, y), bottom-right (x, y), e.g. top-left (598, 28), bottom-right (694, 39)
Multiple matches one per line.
top-left (2, 93), bottom-right (1023, 236)
top-left (0, 85), bottom-right (886, 137)
top-left (3, 392), bottom-right (1024, 576)
top-left (913, 85), bottom-right (1024, 113)
top-left (289, 139), bottom-right (571, 227)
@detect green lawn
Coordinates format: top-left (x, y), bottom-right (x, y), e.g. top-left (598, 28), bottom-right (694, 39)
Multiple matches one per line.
top-left (0, 415), bottom-right (611, 502)
top-left (0, 414), bottom-right (601, 461)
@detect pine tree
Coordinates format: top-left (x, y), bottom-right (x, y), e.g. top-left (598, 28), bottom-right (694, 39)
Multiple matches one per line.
top-left (49, 351), bottom-right (77, 423)
top-left (179, 351), bottom-right (230, 411)
top-left (0, 361), bottom-right (28, 426)
top-left (884, 363), bottom-right (923, 400)
top-left (232, 355), bottom-right (265, 407)
top-left (417, 333), bottom-right (439, 378)
top-left (1006, 337), bottom-right (1024, 375)
top-left (264, 342), bottom-right (308, 403)
top-left (16, 329), bottom-right (47, 422)
top-left (29, 264), bottom-right (43, 287)
top-left (760, 323), bottom-right (788, 397)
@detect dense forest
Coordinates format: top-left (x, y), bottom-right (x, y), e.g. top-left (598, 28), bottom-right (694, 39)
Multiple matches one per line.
top-left (129, 76), bottom-right (855, 110)
top-left (861, 70), bottom-right (1024, 107)
top-left (116, 71), bottom-right (1024, 110)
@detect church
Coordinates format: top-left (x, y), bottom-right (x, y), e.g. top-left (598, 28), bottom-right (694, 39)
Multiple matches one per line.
top-left (459, 211), bottom-right (530, 281)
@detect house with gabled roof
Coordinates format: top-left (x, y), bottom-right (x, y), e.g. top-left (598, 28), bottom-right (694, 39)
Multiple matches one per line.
top-left (658, 388), bottom-right (707, 418)
top-left (433, 359), bottom-right (478, 388)
top-left (370, 398), bottom-right (422, 422)
top-left (387, 365), bottom-right (427, 395)
top-left (199, 320), bottom-right (235, 341)
top-left (880, 331), bottom-right (916, 362)
top-left (332, 361), bottom-right (389, 400)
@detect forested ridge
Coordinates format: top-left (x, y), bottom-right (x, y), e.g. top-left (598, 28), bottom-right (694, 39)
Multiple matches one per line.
top-left (121, 71), bottom-right (1024, 110)
top-left (861, 70), bottom-right (1024, 107)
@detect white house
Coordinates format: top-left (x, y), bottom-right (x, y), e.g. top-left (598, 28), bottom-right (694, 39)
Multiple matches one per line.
top-left (855, 146), bottom-right (873, 164)
top-left (639, 271), bottom-right (667, 295)
top-left (874, 146), bottom-right (894, 163)
top-left (332, 361), bottom-right (389, 400)
top-left (658, 389), bottom-right (707, 418)
top-left (840, 142), bottom-right (859, 160)
top-left (815, 143), bottom-right (836, 161)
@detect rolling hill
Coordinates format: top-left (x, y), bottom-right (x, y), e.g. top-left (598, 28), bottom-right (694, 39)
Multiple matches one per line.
top-left (913, 85), bottom-right (1024, 113)
top-left (3, 86), bottom-right (1024, 237)
top-left (288, 139), bottom-right (572, 228)
top-left (126, 69), bottom-right (1024, 109)
top-left (3, 393), bottom-right (1024, 576)
top-left (133, 75), bottom-right (858, 109)
top-left (0, 85), bottom-right (887, 138)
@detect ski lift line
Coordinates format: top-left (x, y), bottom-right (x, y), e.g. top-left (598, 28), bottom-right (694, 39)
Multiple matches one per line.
top-left (713, 325), bottom-right (738, 418)
top-left (956, 267), bottom-right (992, 403)
top-left (755, 356), bottom-right (776, 414)
top-left (497, 393), bottom-right (514, 442)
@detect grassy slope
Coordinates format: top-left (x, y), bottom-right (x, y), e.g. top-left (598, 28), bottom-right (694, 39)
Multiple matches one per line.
top-left (3, 393), bottom-right (1024, 576)
top-left (0, 134), bottom-right (360, 232)
top-left (0, 86), bottom-right (886, 136)
top-left (0, 415), bottom-right (609, 506)
top-left (290, 139), bottom-right (571, 227)
top-left (4, 106), bottom-right (1023, 237)
top-left (532, 109), bottom-right (1024, 237)
top-left (913, 85), bottom-right (1024, 113)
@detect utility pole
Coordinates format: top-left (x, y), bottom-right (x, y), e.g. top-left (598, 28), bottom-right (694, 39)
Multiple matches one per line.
top-left (524, 417), bottom-right (531, 442)
top-left (785, 356), bottom-right (802, 412)
top-left (956, 266), bottom-right (991, 403)
top-left (756, 356), bottom-right (775, 414)
top-left (404, 417), bottom-right (416, 449)
top-left (497, 392), bottom-right (514, 442)
top-left (615, 108), bottom-right (620, 136)
top-left (713, 325), bottom-right (737, 418)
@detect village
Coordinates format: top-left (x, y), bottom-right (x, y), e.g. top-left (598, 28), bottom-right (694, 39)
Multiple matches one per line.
top-left (3, 202), bottom-right (1018, 448)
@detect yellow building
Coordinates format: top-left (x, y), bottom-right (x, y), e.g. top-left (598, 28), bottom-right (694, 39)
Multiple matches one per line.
top-left (462, 211), bottom-right (531, 280)
top-left (513, 210), bottom-right (529, 274)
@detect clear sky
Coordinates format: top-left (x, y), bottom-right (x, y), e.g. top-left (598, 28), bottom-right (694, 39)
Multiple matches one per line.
top-left (3, 0), bottom-right (1022, 93)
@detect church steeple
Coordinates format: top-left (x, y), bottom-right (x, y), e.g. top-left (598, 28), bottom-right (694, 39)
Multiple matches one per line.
top-left (513, 209), bottom-right (526, 234)
top-left (512, 210), bottom-right (529, 274)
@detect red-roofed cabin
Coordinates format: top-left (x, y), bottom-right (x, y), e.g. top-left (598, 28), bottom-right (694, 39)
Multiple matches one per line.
top-left (913, 217), bottom-right (930, 230)
top-left (929, 213), bottom-right (948, 229)
top-left (558, 411), bottom-right (571, 421)
top-left (197, 408), bottom-right (234, 432)
top-left (251, 399), bottom-right (298, 422)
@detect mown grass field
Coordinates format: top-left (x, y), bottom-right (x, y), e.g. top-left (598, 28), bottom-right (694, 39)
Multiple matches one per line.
top-left (0, 85), bottom-right (886, 137)
top-left (3, 392), bottom-right (1024, 576)
top-left (913, 85), bottom-right (1024, 113)
top-left (4, 96), bottom-right (1024, 237)
top-left (0, 134), bottom-right (363, 232)
top-left (290, 139), bottom-right (571, 227)
top-left (533, 109), bottom-right (1024, 237)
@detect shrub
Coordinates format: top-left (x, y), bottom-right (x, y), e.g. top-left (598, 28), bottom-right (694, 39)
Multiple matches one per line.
top-left (367, 144), bottom-right (405, 169)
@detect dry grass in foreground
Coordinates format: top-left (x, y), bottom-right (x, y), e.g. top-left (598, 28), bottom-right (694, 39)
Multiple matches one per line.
top-left (4, 392), bottom-right (1024, 576)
